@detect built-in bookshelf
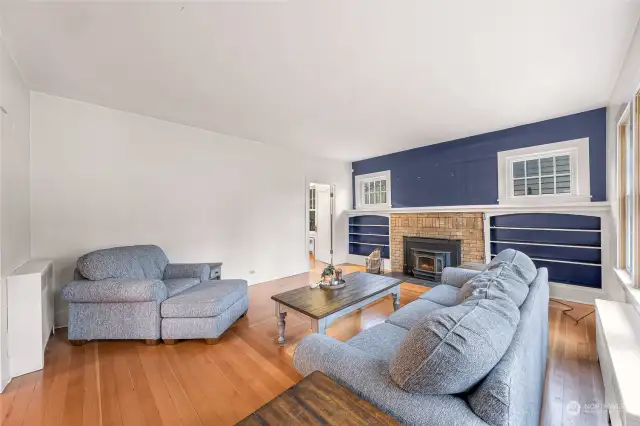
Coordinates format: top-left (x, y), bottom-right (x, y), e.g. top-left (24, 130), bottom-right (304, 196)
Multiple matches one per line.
top-left (349, 215), bottom-right (390, 259)
top-left (489, 213), bottom-right (601, 288)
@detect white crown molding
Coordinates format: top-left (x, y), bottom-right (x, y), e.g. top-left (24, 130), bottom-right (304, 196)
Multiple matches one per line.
top-left (346, 201), bottom-right (611, 216)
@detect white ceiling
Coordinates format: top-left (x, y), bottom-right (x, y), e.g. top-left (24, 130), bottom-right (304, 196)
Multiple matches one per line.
top-left (1, 0), bottom-right (639, 161)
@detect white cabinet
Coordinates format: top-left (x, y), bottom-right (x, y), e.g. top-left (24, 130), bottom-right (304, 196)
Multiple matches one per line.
top-left (595, 299), bottom-right (640, 426)
top-left (7, 260), bottom-right (54, 378)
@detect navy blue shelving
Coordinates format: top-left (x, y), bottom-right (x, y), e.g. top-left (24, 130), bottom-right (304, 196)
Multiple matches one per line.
top-left (349, 215), bottom-right (390, 259)
top-left (490, 213), bottom-right (602, 288)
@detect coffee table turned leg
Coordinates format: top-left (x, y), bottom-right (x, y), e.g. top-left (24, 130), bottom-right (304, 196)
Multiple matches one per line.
top-left (392, 292), bottom-right (400, 311)
top-left (277, 312), bottom-right (287, 346)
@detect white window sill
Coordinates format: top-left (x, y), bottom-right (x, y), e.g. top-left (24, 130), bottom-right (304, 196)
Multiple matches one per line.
top-left (355, 204), bottom-right (392, 211)
top-left (499, 194), bottom-right (592, 206)
top-left (613, 268), bottom-right (640, 313)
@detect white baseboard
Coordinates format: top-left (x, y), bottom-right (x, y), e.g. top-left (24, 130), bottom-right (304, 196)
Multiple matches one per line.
top-left (345, 254), bottom-right (391, 272)
top-left (549, 281), bottom-right (608, 305)
top-left (0, 375), bottom-right (11, 393)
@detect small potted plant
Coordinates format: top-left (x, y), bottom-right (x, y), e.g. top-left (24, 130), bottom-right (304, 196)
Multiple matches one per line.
top-left (321, 264), bottom-right (335, 284)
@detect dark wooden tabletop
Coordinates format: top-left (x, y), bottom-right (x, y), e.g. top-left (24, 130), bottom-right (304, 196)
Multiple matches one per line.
top-left (236, 371), bottom-right (399, 425)
top-left (271, 272), bottom-right (401, 319)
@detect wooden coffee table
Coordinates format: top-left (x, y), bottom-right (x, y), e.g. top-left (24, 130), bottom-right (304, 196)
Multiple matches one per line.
top-left (236, 371), bottom-right (399, 425)
top-left (271, 272), bottom-right (401, 345)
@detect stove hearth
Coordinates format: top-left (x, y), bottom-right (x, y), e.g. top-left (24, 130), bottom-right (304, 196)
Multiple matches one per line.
top-left (402, 237), bottom-right (461, 283)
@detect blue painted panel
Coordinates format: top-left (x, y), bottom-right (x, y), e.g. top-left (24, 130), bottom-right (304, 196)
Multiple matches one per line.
top-left (490, 228), bottom-right (601, 247)
top-left (349, 215), bottom-right (389, 226)
top-left (349, 225), bottom-right (390, 235)
top-left (491, 242), bottom-right (601, 264)
top-left (349, 243), bottom-right (389, 259)
top-left (352, 108), bottom-right (606, 207)
top-left (490, 255), bottom-right (601, 288)
top-left (492, 214), bottom-right (601, 230)
top-left (349, 234), bottom-right (390, 245)
top-left (533, 261), bottom-right (601, 288)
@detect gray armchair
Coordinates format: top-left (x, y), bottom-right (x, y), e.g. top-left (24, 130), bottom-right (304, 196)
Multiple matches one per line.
top-left (62, 245), bottom-right (213, 343)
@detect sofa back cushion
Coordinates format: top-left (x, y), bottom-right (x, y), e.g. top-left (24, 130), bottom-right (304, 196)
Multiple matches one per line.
top-left (487, 249), bottom-right (537, 285)
top-left (389, 291), bottom-right (520, 395)
top-left (457, 262), bottom-right (530, 307)
top-left (77, 245), bottom-right (169, 281)
top-left (468, 268), bottom-right (549, 426)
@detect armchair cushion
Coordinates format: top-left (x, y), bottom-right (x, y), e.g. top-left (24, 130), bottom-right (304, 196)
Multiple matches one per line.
top-left (77, 245), bottom-right (169, 281)
top-left (62, 278), bottom-right (168, 303)
top-left (164, 278), bottom-right (199, 297)
top-left (163, 263), bottom-right (210, 283)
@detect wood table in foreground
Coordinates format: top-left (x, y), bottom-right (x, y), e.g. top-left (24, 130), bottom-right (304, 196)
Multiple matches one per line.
top-left (236, 371), bottom-right (399, 425)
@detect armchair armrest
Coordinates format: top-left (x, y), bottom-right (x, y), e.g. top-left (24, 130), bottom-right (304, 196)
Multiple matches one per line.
top-left (164, 263), bottom-right (211, 282)
top-left (62, 278), bottom-right (168, 303)
top-left (441, 267), bottom-right (483, 288)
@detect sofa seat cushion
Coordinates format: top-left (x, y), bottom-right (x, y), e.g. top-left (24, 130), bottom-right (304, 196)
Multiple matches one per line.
top-left (161, 279), bottom-right (248, 318)
top-left (419, 285), bottom-right (460, 307)
top-left (386, 299), bottom-right (443, 330)
top-left (347, 323), bottom-right (409, 362)
top-left (457, 262), bottom-right (530, 307)
top-left (77, 245), bottom-right (169, 281)
top-left (163, 278), bottom-right (199, 297)
top-left (389, 291), bottom-right (520, 395)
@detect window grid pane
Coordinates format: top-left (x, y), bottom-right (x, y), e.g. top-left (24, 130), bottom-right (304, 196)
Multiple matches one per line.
top-left (361, 178), bottom-right (389, 206)
top-left (512, 154), bottom-right (571, 197)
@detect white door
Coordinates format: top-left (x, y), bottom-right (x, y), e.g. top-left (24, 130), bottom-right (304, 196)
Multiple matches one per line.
top-left (315, 185), bottom-right (332, 264)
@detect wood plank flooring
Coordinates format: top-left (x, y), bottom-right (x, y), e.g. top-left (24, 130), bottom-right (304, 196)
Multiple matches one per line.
top-left (0, 260), bottom-right (606, 426)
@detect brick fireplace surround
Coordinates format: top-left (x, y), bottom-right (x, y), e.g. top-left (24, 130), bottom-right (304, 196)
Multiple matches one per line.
top-left (390, 213), bottom-right (485, 273)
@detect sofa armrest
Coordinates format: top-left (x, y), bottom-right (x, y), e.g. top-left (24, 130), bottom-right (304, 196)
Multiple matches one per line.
top-left (294, 333), bottom-right (377, 377)
top-left (62, 278), bottom-right (168, 303)
top-left (293, 334), bottom-right (487, 426)
top-left (164, 263), bottom-right (211, 282)
top-left (441, 267), bottom-right (483, 288)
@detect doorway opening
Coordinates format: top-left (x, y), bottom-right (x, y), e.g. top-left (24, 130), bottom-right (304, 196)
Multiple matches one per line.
top-left (308, 183), bottom-right (333, 271)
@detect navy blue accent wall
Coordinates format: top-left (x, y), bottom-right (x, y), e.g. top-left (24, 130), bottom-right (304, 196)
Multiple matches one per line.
top-left (352, 108), bottom-right (607, 208)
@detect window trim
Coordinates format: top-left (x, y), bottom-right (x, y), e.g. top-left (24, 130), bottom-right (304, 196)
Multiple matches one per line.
top-left (617, 104), bottom-right (632, 274)
top-left (355, 170), bottom-right (392, 210)
top-left (309, 186), bottom-right (316, 232)
top-left (497, 138), bottom-right (591, 205)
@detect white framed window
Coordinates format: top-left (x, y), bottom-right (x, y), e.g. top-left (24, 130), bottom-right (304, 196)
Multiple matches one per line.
top-left (355, 170), bottom-right (391, 209)
top-left (497, 138), bottom-right (591, 205)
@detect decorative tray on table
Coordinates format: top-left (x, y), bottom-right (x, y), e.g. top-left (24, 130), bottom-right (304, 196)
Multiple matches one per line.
top-left (320, 279), bottom-right (346, 290)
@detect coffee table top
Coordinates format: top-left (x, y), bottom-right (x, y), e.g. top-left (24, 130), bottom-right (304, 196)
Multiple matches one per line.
top-left (237, 371), bottom-right (399, 425)
top-left (271, 272), bottom-right (401, 319)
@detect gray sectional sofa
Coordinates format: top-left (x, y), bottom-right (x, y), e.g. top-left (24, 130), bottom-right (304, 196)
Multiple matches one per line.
top-left (62, 245), bottom-right (248, 344)
top-left (294, 249), bottom-right (549, 426)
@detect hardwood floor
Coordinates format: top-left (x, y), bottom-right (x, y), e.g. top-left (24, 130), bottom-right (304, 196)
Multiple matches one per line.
top-left (0, 260), bottom-right (605, 426)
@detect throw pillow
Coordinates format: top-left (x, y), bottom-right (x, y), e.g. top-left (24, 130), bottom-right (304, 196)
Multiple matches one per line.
top-left (389, 291), bottom-right (520, 395)
top-left (456, 261), bottom-right (530, 307)
top-left (487, 248), bottom-right (537, 285)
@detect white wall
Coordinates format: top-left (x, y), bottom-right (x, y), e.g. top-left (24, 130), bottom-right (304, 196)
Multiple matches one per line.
top-left (30, 93), bottom-right (352, 326)
top-left (0, 35), bottom-right (31, 389)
